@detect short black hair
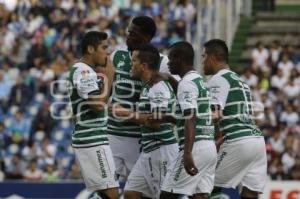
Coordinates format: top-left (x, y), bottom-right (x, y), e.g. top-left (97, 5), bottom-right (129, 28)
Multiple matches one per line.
top-left (204, 39), bottom-right (229, 64)
top-left (132, 43), bottom-right (160, 71)
top-left (132, 16), bottom-right (156, 39)
top-left (169, 41), bottom-right (194, 66)
top-left (81, 31), bottom-right (108, 55)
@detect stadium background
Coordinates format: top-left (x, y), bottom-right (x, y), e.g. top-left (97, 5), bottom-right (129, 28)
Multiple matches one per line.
top-left (0, 0), bottom-right (299, 198)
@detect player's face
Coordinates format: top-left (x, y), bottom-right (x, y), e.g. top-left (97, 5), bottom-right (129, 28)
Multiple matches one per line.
top-left (131, 50), bottom-right (142, 77)
top-left (93, 40), bottom-right (109, 67)
top-left (202, 49), bottom-right (214, 75)
top-left (126, 23), bottom-right (148, 51)
top-left (167, 50), bottom-right (181, 75)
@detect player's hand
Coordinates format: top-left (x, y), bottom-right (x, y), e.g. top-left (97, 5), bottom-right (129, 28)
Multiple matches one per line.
top-left (145, 115), bottom-right (160, 129)
top-left (183, 152), bottom-right (198, 176)
top-left (104, 57), bottom-right (115, 77)
top-left (109, 103), bottom-right (132, 118)
top-left (215, 136), bottom-right (224, 152)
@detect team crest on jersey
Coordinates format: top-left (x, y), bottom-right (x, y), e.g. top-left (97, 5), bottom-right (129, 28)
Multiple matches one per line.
top-left (183, 91), bottom-right (192, 103)
top-left (152, 92), bottom-right (164, 103)
top-left (141, 88), bottom-right (149, 96)
top-left (117, 61), bottom-right (125, 68)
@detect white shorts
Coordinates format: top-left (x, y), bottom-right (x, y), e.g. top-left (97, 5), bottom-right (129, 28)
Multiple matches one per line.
top-left (73, 145), bottom-right (119, 192)
top-left (125, 143), bottom-right (179, 199)
top-left (161, 141), bottom-right (217, 196)
top-left (215, 137), bottom-right (267, 193)
top-left (107, 135), bottom-right (141, 180)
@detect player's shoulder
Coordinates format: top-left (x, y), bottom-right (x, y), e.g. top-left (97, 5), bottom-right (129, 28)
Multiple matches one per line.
top-left (72, 62), bottom-right (92, 70)
top-left (149, 80), bottom-right (172, 98)
top-left (71, 62), bottom-right (96, 77)
top-left (151, 80), bottom-right (170, 92)
top-left (207, 69), bottom-right (231, 84)
top-left (178, 72), bottom-right (199, 91)
top-left (181, 71), bottom-right (201, 83)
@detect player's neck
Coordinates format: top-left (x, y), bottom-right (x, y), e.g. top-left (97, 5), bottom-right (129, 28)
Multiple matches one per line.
top-left (180, 66), bottom-right (194, 78)
top-left (214, 63), bottom-right (228, 73)
top-left (142, 70), bottom-right (156, 84)
top-left (80, 56), bottom-right (95, 69)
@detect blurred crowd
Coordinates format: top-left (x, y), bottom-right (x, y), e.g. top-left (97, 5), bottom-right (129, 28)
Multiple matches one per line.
top-left (244, 41), bottom-right (300, 180)
top-left (0, 0), bottom-right (299, 182)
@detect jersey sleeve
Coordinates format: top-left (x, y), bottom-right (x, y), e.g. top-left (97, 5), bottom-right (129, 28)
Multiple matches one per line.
top-left (177, 79), bottom-right (199, 116)
top-left (206, 75), bottom-right (230, 110)
top-left (158, 55), bottom-right (170, 74)
top-left (148, 81), bottom-right (171, 112)
top-left (73, 66), bottom-right (101, 99)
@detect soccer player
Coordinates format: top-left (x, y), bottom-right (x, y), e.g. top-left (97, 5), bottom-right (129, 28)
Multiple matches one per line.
top-left (203, 39), bottom-right (267, 199)
top-left (108, 16), bottom-right (170, 183)
top-left (112, 43), bottom-right (178, 199)
top-left (160, 41), bottom-right (217, 199)
top-left (67, 31), bottom-right (118, 199)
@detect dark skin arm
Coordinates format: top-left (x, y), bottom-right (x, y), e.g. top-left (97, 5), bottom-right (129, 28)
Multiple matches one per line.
top-left (211, 106), bottom-right (224, 151)
top-left (109, 104), bottom-right (159, 129)
top-left (183, 113), bottom-right (198, 176)
top-left (147, 109), bottom-right (177, 125)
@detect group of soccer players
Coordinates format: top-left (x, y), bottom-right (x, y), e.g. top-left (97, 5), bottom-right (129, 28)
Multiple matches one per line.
top-left (67, 16), bottom-right (267, 199)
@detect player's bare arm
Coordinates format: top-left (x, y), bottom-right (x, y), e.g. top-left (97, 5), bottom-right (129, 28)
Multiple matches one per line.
top-left (184, 112), bottom-right (198, 176)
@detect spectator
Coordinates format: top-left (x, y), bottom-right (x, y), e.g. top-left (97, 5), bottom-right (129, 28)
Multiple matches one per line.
top-left (270, 68), bottom-right (287, 91)
top-left (26, 35), bottom-right (49, 69)
top-left (278, 53), bottom-right (294, 80)
top-left (251, 41), bottom-right (269, 75)
top-left (43, 163), bottom-right (59, 182)
top-left (281, 147), bottom-right (296, 174)
top-left (24, 159), bottom-right (43, 182)
top-left (99, 0), bottom-right (120, 32)
top-left (289, 158), bottom-right (300, 180)
top-left (282, 78), bottom-right (300, 103)
top-left (0, 70), bottom-right (12, 112)
top-left (9, 76), bottom-right (32, 111)
top-left (0, 122), bottom-right (11, 151)
top-left (33, 138), bottom-right (56, 167)
top-left (30, 101), bottom-right (56, 141)
top-left (5, 154), bottom-right (26, 180)
top-left (1, 61), bottom-right (20, 86)
top-left (269, 40), bottom-right (281, 68)
top-left (269, 156), bottom-right (286, 180)
top-left (261, 107), bottom-right (277, 129)
top-left (9, 111), bottom-right (31, 145)
top-left (67, 162), bottom-right (82, 180)
top-left (280, 105), bottom-right (299, 127)
top-left (242, 68), bottom-right (258, 88)
top-left (268, 130), bottom-right (285, 155)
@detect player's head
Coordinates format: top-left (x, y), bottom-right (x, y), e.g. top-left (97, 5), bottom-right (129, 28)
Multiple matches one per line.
top-left (81, 31), bottom-right (108, 67)
top-left (131, 43), bottom-right (160, 78)
top-left (126, 16), bottom-right (156, 51)
top-left (203, 39), bottom-right (228, 75)
top-left (167, 41), bottom-right (194, 75)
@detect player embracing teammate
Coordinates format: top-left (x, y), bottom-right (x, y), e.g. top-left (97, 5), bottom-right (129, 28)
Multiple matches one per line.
top-left (67, 16), bottom-right (267, 199)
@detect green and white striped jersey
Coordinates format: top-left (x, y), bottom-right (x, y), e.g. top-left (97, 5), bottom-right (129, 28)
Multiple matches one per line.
top-left (108, 49), bottom-right (169, 138)
top-left (177, 71), bottom-right (215, 150)
top-left (206, 69), bottom-right (262, 141)
top-left (67, 62), bottom-right (108, 148)
top-left (138, 80), bottom-right (177, 153)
